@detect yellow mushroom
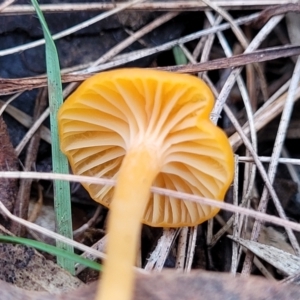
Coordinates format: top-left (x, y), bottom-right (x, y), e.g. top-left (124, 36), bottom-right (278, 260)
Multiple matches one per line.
top-left (58, 68), bottom-right (234, 300)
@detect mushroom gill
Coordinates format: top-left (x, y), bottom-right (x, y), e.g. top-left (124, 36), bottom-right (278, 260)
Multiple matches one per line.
top-left (59, 69), bottom-right (233, 227)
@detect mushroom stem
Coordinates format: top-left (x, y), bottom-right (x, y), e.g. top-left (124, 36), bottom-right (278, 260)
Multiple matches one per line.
top-left (96, 144), bottom-right (161, 300)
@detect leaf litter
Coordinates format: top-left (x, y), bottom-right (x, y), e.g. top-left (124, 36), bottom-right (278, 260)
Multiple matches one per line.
top-left (1, 0), bottom-right (300, 299)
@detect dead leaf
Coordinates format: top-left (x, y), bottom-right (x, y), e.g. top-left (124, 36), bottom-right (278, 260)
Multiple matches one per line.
top-left (230, 235), bottom-right (300, 276)
top-left (0, 241), bottom-right (83, 293)
top-left (0, 270), bottom-right (300, 299)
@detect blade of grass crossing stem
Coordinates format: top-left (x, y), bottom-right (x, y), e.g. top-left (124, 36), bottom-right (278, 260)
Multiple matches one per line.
top-left (0, 236), bottom-right (102, 272)
top-left (31, 0), bottom-right (74, 274)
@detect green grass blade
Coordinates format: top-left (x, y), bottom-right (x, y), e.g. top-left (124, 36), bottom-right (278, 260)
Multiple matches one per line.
top-left (30, 0), bottom-right (74, 274)
top-left (0, 236), bottom-right (102, 272)
top-left (172, 45), bottom-right (188, 65)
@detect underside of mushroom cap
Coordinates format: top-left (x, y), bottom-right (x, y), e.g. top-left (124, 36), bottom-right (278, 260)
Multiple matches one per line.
top-left (58, 68), bottom-right (234, 227)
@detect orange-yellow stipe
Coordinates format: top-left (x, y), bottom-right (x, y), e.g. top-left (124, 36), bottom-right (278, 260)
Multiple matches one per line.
top-left (98, 145), bottom-right (160, 300)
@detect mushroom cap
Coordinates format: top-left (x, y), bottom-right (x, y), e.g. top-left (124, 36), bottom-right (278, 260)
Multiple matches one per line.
top-left (58, 68), bottom-right (234, 227)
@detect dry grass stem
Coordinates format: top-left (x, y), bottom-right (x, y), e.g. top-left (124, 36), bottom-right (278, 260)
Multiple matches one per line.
top-left (1, 1), bottom-right (298, 15)
top-left (229, 85), bottom-right (300, 151)
top-left (211, 15), bottom-right (283, 123)
top-left (176, 227), bottom-right (188, 270)
top-left (0, 0), bottom-right (15, 12)
top-left (1, 171), bottom-right (300, 234)
top-left (15, 108), bottom-right (50, 156)
top-left (239, 156), bottom-right (300, 165)
top-left (225, 105), bottom-right (300, 254)
top-left (185, 227), bottom-right (197, 272)
top-left (0, 100), bottom-right (51, 144)
top-left (0, 198), bottom-right (106, 259)
top-left (75, 235), bottom-right (107, 275)
top-left (231, 156), bottom-right (240, 275)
